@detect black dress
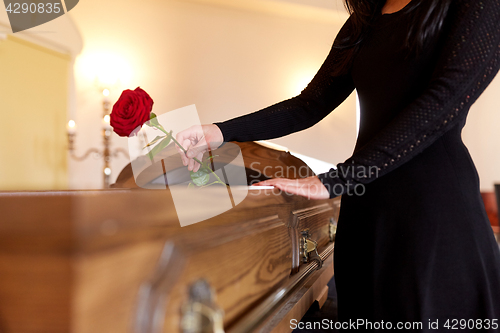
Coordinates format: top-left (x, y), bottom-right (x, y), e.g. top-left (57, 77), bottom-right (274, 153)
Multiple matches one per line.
top-left (215, 0), bottom-right (500, 330)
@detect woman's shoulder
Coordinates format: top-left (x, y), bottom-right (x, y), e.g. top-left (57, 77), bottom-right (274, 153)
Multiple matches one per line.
top-left (333, 16), bottom-right (354, 44)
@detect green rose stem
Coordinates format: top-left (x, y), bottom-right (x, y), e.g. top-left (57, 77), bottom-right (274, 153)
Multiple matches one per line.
top-left (150, 123), bottom-right (227, 187)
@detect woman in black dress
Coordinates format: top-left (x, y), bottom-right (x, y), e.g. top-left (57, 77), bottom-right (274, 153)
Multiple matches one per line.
top-left (177, 0), bottom-right (500, 330)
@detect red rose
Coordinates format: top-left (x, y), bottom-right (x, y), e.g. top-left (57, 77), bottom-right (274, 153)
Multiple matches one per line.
top-left (110, 87), bottom-right (154, 137)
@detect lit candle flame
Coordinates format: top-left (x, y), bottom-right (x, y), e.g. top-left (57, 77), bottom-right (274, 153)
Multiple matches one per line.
top-left (67, 120), bottom-right (76, 134)
top-left (103, 115), bottom-right (112, 130)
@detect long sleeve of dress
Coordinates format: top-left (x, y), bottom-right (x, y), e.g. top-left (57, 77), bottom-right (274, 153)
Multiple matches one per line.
top-left (214, 19), bottom-right (356, 142)
top-left (318, 0), bottom-right (500, 198)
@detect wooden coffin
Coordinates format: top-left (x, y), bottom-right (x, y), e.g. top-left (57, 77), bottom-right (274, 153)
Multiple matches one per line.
top-left (0, 142), bottom-right (340, 333)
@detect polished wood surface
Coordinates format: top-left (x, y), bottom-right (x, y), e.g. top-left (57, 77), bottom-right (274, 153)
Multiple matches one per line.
top-left (253, 255), bottom-right (334, 333)
top-left (112, 141), bottom-right (316, 189)
top-left (0, 142), bottom-right (339, 333)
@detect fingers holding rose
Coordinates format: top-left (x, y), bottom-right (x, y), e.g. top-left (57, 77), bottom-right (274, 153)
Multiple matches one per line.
top-left (175, 124), bottom-right (224, 172)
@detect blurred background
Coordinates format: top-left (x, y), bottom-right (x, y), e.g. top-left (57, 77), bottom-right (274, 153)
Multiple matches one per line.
top-left (0, 0), bottom-right (499, 195)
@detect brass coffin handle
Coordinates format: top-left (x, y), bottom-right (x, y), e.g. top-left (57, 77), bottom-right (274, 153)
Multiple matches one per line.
top-left (301, 230), bottom-right (323, 269)
top-left (329, 217), bottom-right (337, 242)
top-left (181, 279), bottom-right (225, 333)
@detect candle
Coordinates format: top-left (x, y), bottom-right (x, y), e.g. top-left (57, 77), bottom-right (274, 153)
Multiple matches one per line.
top-left (67, 120), bottom-right (76, 134)
top-left (103, 114), bottom-right (112, 130)
top-left (103, 88), bottom-right (110, 103)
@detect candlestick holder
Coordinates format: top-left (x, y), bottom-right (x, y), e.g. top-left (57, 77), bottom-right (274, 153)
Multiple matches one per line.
top-left (67, 89), bottom-right (129, 188)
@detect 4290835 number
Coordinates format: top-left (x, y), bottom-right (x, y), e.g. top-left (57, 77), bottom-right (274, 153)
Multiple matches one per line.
top-left (444, 319), bottom-right (498, 330)
top-left (5, 3), bottom-right (62, 14)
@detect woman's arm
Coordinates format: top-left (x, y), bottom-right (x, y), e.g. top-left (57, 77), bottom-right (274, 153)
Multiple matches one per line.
top-left (214, 18), bottom-right (356, 142)
top-left (318, 0), bottom-right (500, 198)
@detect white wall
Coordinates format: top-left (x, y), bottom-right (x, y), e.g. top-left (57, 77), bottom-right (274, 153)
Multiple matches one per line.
top-left (463, 75), bottom-right (500, 192)
top-left (69, 0), bottom-right (356, 189)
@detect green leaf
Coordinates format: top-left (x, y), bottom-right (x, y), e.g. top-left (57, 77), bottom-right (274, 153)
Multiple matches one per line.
top-left (147, 131), bottom-right (172, 161)
top-left (188, 182), bottom-right (194, 188)
top-left (143, 135), bottom-right (165, 149)
top-left (190, 169), bottom-right (210, 186)
top-left (200, 166), bottom-right (213, 174)
top-left (203, 154), bottom-right (218, 163)
top-left (146, 112), bottom-right (160, 127)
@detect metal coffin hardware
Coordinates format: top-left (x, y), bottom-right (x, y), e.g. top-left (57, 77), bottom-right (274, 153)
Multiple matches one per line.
top-left (181, 280), bottom-right (225, 333)
top-left (290, 203), bottom-right (336, 273)
top-left (329, 217), bottom-right (337, 242)
top-left (300, 230), bottom-right (323, 269)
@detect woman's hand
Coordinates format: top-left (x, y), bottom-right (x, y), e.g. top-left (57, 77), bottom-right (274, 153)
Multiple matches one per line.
top-left (175, 124), bottom-right (224, 172)
top-left (253, 176), bottom-right (330, 200)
